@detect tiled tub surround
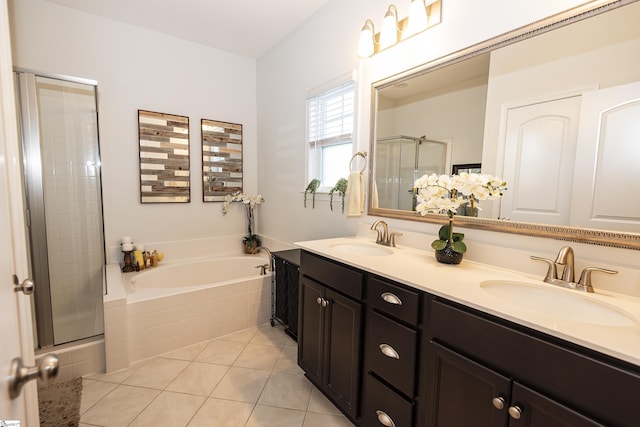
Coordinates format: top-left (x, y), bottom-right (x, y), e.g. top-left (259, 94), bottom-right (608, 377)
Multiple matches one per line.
top-left (104, 254), bottom-right (272, 372)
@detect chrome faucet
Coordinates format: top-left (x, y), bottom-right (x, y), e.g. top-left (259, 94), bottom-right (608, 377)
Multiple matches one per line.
top-left (370, 220), bottom-right (402, 247)
top-left (251, 246), bottom-right (273, 271)
top-left (531, 246), bottom-right (617, 293)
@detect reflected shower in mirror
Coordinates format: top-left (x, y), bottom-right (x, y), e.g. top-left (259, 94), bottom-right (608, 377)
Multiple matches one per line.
top-left (369, 0), bottom-right (640, 248)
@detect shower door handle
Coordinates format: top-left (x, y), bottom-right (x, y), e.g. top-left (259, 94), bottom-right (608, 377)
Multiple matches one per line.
top-left (8, 354), bottom-right (58, 399)
top-left (13, 275), bottom-right (35, 296)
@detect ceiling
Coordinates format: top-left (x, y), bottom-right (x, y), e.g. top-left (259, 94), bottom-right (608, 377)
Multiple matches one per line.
top-left (45, 0), bottom-right (329, 59)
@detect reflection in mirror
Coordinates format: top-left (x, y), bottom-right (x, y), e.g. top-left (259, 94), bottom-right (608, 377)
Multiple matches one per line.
top-left (201, 119), bottom-right (243, 202)
top-left (138, 110), bottom-right (190, 203)
top-left (369, 0), bottom-right (640, 249)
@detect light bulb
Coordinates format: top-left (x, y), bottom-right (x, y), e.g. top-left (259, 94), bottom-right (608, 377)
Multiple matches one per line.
top-left (358, 20), bottom-right (375, 57)
top-left (407, 0), bottom-right (428, 38)
top-left (379, 5), bottom-right (399, 50)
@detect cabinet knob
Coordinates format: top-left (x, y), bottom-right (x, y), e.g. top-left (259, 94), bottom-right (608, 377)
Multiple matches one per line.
top-left (375, 410), bottom-right (396, 427)
top-left (321, 298), bottom-right (329, 307)
top-left (379, 343), bottom-right (400, 359)
top-left (316, 297), bottom-right (323, 306)
top-left (381, 292), bottom-right (402, 305)
top-left (492, 396), bottom-right (505, 410)
top-left (508, 405), bottom-right (523, 420)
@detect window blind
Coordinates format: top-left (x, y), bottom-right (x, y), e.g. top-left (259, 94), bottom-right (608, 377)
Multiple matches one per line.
top-left (308, 80), bottom-right (355, 147)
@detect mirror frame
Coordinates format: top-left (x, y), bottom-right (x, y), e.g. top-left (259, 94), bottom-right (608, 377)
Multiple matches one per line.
top-left (368, 0), bottom-right (640, 250)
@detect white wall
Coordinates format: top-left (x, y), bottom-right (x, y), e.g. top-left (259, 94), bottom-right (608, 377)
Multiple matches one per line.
top-left (9, 0), bottom-right (258, 253)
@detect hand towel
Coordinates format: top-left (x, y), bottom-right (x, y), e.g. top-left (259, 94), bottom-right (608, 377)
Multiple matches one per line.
top-left (372, 180), bottom-right (379, 209)
top-left (347, 171), bottom-right (364, 217)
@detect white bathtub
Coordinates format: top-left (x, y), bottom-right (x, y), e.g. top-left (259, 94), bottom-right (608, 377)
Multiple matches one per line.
top-left (103, 255), bottom-right (273, 371)
top-left (127, 255), bottom-right (272, 301)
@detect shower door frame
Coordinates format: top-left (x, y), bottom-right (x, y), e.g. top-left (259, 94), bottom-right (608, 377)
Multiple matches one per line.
top-left (15, 69), bottom-right (106, 349)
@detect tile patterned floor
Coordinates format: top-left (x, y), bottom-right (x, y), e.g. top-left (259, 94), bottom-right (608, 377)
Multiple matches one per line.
top-left (79, 325), bottom-right (354, 426)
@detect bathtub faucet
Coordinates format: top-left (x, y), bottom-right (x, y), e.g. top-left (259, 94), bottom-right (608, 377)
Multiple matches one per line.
top-left (251, 246), bottom-right (273, 271)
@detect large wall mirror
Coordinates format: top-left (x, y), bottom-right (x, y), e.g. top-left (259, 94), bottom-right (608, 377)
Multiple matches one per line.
top-left (369, 0), bottom-right (640, 249)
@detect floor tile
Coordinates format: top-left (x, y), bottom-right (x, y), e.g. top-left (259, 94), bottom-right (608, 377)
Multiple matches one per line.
top-left (303, 411), bottom-right (354, 427)
top-left (80, 384), bottom-right (160, 427)
top-left (165, 362), bottom-right (229, 396)
top-left (273, 346), bottom-right (304, 375)
top-left (219, 327), bottom-right (257, 343)
top-left (194, 339), bottom-right (246, 366)
top-left (123, 357), bottom-right (189, 389)
top-left (245, 404), bottom-right (306, 427)
top-left (128, 391), bottom-right (205, 427)
top-left (187, 398), bottom-right (254, 426)
top-left (308, 387), bottom-right (343, 415)
top-left (210, 366), bottom-right (270, 403)
top-left (250, 325), bottom-right (291, 346)
top-left (233, 343), bottom-right (282, 371)
top-left (80, 379), bottom-right (118, 415)
top-left (161, 341), bottom-right (209, 361)
top-left (258, 371), bottom-right (313, 410)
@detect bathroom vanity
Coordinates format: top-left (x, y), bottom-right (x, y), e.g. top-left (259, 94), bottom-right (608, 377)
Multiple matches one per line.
top-left (296, 237), bottom-right (640, 427)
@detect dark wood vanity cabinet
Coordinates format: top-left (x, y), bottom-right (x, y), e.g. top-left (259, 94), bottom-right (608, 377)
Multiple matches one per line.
top-left (273, 249), bottom-right (300, 339)
top-left (362, 276), bottom-right (423, 427)
top-left (298, 251), bottom-right (363, 422)
top-left (426, 298), bottom-right (640, 427)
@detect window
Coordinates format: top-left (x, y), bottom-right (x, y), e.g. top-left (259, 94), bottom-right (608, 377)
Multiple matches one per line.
top-left (307, 79), bottom-right (355, 190)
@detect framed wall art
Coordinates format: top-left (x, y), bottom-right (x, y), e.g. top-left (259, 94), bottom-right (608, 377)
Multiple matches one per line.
top-left (201, 119), bottom-right (243, 202)
top-left (138, 110), bottom-right (190, 203)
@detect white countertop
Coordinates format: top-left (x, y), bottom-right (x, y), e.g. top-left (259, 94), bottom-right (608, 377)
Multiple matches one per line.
top-left (296, 236), bottom-right (640, 367)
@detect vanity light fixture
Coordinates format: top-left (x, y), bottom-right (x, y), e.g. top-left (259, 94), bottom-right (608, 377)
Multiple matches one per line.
top-left (358, 19), bottom-right (376, 58)
top-left (358, 0), bottom-right (441, 58)
top-left (406, 0), bottom-right (428, 38)
top-left (380, 5), bottom-right (400, 50)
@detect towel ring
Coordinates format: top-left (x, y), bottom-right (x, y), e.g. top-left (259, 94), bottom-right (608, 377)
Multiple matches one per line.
top-left (350, 151), bottom-right (367, 173)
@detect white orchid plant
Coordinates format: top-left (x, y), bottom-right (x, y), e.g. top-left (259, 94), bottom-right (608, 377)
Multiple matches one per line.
top-left (222, 192), bottom-right (265, 246)
top-left (414, 173), bottom-right (507, 254)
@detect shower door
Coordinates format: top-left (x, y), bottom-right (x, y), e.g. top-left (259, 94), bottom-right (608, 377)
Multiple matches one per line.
top-left (16, 71), bottom-right (105, 348)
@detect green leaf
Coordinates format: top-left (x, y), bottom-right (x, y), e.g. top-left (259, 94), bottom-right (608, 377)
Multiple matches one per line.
top-left (451, 232), bottom-right (465, 242)
top-left (451, 240), bottom-right (467, 253)
top-left (438, 225), bottom-right (450, 241)
top-left (431, 239), bottom-right (447, 250)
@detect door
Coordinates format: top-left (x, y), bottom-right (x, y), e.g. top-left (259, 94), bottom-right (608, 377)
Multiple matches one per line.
top-left (298, 276), bottom-right (324, 384)
top-left (427, 342), bottom-right (510, 427)
top-left (0, 0), bottom-right (38, 422)
top-left (570, 81), bottom-right (640, 232)
top-left (500, 96), bottom-right (581, 224)
top-left (323, 288), bottom-right (361, 419)
top-left (508, 382), bottom-right (605, 427)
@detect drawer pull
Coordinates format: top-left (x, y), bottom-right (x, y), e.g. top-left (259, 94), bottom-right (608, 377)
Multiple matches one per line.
top-left (381, 292), bottom-right (402, 305)
top-left (492, 396), bottom-right (505, 410)
top-left (376, 410), bottom-right (396, 427)
top-left (379, 343), bottom-right (400, 359)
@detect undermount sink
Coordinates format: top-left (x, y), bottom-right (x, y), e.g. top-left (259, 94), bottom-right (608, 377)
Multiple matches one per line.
top-left (330, 242), bottom-right (393, 256)
top-left (480, 280), bottom-right (637, 327)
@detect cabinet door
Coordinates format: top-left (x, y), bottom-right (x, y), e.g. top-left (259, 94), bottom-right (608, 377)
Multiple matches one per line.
top-left (298, 276), bottom-right (325, 384)
top-left (323, 288), bottom-right (362, 419)
top-left (508, 383), bottom-right (606, 427)
top-left (427, 342), bottom-right (510, 427)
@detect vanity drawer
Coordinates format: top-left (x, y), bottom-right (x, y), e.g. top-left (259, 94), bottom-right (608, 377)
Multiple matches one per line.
top-left (363, 373), bottom-right (414, 427)
top-left (300, 250), bottom-right (363, 300)
top-left (367, 275), bottom-right (420, 325)
top-left (365, 309), bottom-right (418, 397)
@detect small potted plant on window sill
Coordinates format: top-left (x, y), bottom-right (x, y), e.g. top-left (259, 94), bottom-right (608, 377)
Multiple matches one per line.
top-left (304, 179), bottom-right (321, 208)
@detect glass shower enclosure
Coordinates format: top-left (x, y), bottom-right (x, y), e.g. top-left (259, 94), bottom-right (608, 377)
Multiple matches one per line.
top-left (374, 135), bottom-right (450, 211)
top-left (15, 71), bottom-right (105, 348)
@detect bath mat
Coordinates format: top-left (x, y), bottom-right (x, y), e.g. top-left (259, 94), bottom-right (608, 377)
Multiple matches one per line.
top-left (38, 377), bottom-right (82, 427)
